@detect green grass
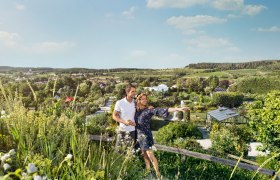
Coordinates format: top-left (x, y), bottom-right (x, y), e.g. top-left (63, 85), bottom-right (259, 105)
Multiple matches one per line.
top-left (187, 71), bottom-right (232, 78)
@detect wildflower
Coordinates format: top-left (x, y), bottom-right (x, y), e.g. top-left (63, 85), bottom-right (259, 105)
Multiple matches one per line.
top-left (1, 153), bottom-right (10, 162)
top-left (27, 163), bottom-right (37, 174)
top-left (3, 163), bottom-right (11, 171)
top-left (22, 172), bottom-right (28, 177)
top-left (8, 149), bottom-right (16, 156)
top-left (1, 110), bottom-right (5, 115)
top-left (33, 175), bottom-right (42, 180)
top-left (42, 175), bottom-right (49, 180)
top-left (131, 149), bottom-right (135, 154)
top-left (124, 134), bottom-right (130, 140)
top-left (65, 154), bottom-right (73, 160)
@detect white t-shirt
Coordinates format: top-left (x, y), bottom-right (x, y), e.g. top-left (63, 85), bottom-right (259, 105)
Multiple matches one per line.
top-left (114, 97), bottom-right (136, 132)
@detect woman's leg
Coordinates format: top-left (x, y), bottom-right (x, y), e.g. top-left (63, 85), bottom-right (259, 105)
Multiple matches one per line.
top-left (142, 150), bottom-right (151, 171)
top-left (146, 150), bottom-right (161, 179)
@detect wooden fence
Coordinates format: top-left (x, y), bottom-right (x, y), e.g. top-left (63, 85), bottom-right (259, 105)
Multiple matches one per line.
top-left (90, 135), bottom-right (278, 178)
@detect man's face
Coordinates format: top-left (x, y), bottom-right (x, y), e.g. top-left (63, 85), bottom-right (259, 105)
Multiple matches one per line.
top-left (127, 87), bottom-right (136, 98)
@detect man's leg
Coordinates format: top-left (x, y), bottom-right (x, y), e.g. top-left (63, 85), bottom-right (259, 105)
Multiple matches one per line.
top-left (115, 131), bottom-right (125, 153)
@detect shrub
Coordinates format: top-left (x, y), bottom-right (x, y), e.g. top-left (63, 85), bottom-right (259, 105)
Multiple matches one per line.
top-left (234, 77), bottom-right (280, 94)
top-left (86, 113), bottom-right (116, 136)
top-left (256, 154), bottom-right (280, 171)
top-left (210, 125), bottom-right (248, 156)
top-left (212, 92), bottom-right (244, 108)
top-left (230, 124), bottom-right (254, 143)
top-left (247, 91), bottom-right (280, 152)
top-left (193, 105), bottom-right (205, 112)
top-left (173, 138), bottom-right (202, 149)
top-left (155, 122), bottom-right (202, 145)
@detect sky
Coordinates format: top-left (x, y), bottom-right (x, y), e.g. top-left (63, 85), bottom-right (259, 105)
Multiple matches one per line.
top-left (0, 0), bottom-right (279, 69)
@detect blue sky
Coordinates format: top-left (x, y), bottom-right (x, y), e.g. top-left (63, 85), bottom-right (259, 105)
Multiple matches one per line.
top-left (0, 0), bottom-right (279, 69)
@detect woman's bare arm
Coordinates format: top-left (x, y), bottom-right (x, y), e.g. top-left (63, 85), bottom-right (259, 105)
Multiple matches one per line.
top-left (168, 107), bottom-right (189, 113)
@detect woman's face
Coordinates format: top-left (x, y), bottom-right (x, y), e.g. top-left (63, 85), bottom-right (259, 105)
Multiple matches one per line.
top-left (139, 95), bottom-right (147, 106)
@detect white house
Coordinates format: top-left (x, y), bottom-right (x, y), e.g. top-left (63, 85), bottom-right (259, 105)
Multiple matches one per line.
top-left (144, 84), bottom-right (169, 92)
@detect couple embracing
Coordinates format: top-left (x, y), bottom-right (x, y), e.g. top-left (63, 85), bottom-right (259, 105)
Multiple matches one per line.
top-left (112, 84), bottom-right (188, 179)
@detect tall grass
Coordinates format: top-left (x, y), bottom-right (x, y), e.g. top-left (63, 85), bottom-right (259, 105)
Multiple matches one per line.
top-left (0, 83), bottom-right (143, 179)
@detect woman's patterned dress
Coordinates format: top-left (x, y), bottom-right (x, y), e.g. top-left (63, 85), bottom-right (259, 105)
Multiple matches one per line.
top-left (135, 108), bottom-right (169, 150)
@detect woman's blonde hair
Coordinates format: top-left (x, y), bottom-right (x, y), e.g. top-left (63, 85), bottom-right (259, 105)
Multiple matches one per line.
top-left (136, 93), bottom-right (147, 110)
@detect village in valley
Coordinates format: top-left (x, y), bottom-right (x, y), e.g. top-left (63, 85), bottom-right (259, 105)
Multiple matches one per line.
top-left (0, 60), bottom-right (279, 179)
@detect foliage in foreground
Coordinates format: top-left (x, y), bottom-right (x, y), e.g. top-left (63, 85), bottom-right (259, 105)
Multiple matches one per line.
top-left (0, 99), bottom-right (143, 179)
top-left (247, 91), bottom-right (280, 152)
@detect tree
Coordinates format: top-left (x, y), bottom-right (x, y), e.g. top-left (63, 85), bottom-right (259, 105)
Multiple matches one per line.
top-left (204, 86), bottom-right (212, 96)
top-left (219, 80), bottom-right (230, 89)
top-left (114, 83), bottom-right (127, 99)
top-left (247, 91), bottom-right (280, 152)
top-left (79, 82), bottom-right (90, 97)
top-left (140, 79), bottom-right (150, 87)
top-left (185, 78), bottom-right (202, 93)
top-left (208, 75), bottom-right (219, 90)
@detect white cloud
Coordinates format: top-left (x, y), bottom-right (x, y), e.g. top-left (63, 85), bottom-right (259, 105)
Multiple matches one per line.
top-left (25, 41), bottom-right (75, 53)
top-left (0, 31), bottom-right (19, 47)
top-left (242, 5), bottom-right (266, 16)
top-left (0, 30), bottom-right (75, 53)
top-left (166, 15), bottom-right (226, 34)
top-left (185, 35), bottom-right (240, 54)
top-left (147, 0), bottom-right (208, 8)
top-left (122, 6), bottom-right (136, 19)
top-left (227, 14), bottom-right (240, 18)
top-left (147, 0), bottom-right (266, 16)
top-left (130, 50), bottom-right (147, 57)
top-left (256, 26), bottom-right (280, 32)
top-left (211, 0), bottom-right (266, 16)
top-left (15, 3), bottom-right (26, 11)
top-left (212, 0), bottom-right (243, 11)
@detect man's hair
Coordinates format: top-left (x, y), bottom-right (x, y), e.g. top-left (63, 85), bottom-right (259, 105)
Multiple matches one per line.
top-left (125, 84), bottom-right (136, 95)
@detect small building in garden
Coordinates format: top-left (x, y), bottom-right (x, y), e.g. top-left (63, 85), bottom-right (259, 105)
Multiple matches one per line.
top-left (144, 84), bottom-right (169, 92)
top-left (206, 107), bottom-right (246, 129)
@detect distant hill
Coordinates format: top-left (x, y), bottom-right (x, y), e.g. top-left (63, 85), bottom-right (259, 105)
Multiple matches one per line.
top-left (0, 66), bottom-right (151, 73)
top-left (0, 66), bottom-right (53, 71)
top-left (186, 60), bottom-right (280, 70)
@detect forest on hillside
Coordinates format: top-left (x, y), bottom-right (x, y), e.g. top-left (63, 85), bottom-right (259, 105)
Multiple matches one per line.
top-left (187, 60), bottom-right (280, 70)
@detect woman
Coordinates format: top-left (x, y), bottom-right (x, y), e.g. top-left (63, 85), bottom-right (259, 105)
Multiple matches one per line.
top-left (135, 93), bottom-right (188, 179)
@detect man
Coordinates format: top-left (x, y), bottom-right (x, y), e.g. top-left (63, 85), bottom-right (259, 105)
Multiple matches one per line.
top-left (112, 84), bottom-right (137, 151)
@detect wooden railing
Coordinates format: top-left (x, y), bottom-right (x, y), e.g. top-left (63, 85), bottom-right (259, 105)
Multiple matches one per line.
top-left (90, 135), bottom-right (278, 178)
top-left (154, 144), bottom-right (276, 176)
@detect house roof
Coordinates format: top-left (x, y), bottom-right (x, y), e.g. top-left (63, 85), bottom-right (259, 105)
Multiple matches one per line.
top-left (207, 107), bottom-right (239, 121)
